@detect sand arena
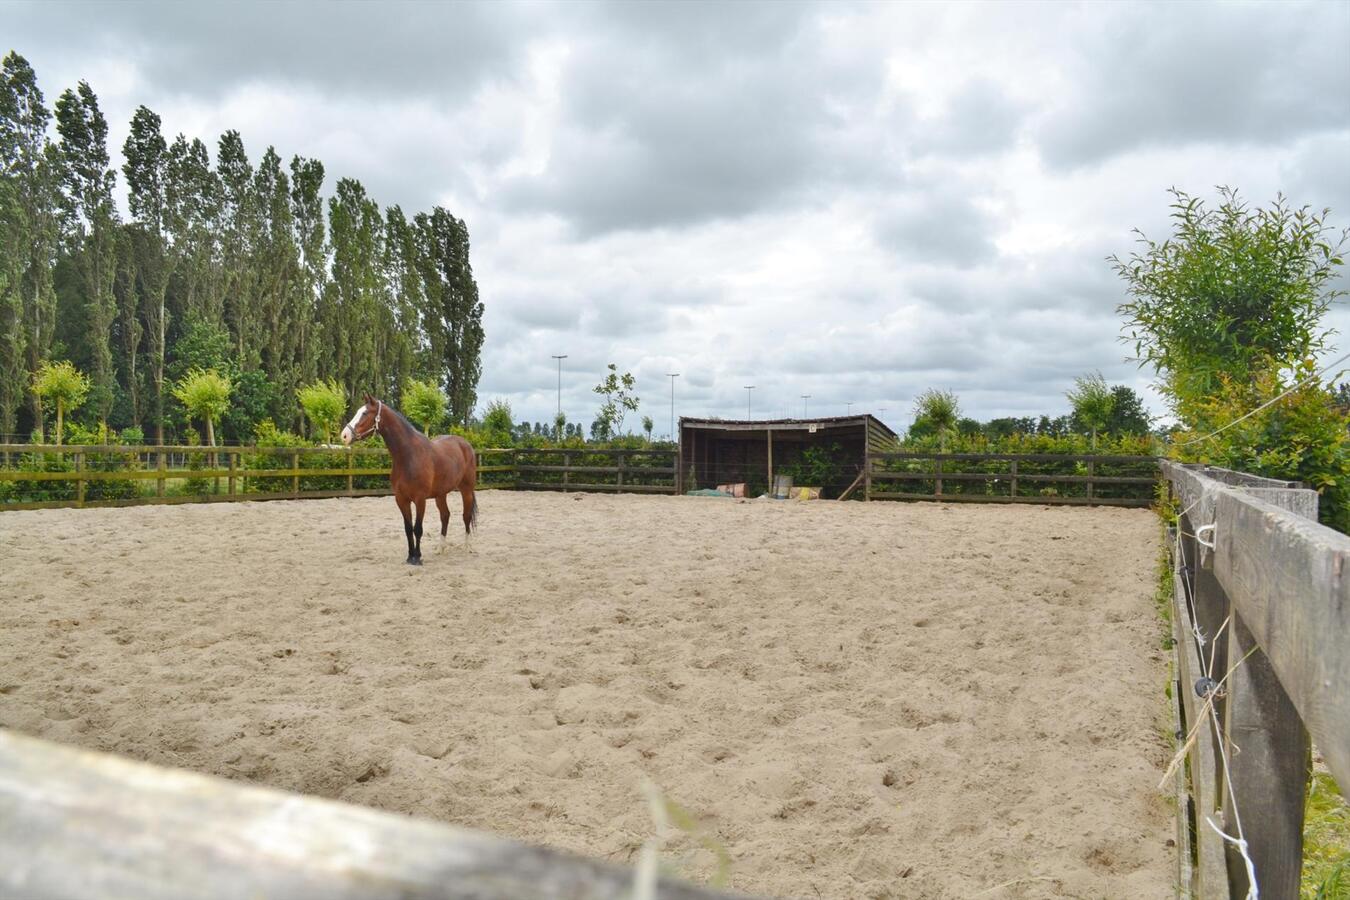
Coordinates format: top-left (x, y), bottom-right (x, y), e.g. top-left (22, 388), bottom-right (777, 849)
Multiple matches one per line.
top-left (0, 491), bottom-right (1173, 898)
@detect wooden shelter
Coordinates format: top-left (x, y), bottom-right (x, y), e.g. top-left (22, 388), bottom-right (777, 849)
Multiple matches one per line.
top-left (678, 415), bottom-right (897, 497)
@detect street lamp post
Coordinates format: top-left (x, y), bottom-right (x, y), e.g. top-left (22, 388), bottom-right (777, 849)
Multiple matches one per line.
top-left (744, 385), bottom-right (755, 420)
top-left (551, 355), bottom-right (567, 439)
top-left (666, 373), bottom-right (679, 442)
top-left (846, 401), bottom-right (853, 415)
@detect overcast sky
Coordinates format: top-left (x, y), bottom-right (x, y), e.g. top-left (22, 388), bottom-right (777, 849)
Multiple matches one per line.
top-left (10, 0), bottom-right (1350, 436)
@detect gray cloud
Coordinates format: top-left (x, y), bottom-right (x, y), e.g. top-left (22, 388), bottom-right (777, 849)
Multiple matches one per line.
top-left (1037, 2), bottom-right (1350, 169)
top-left (874, 186), bottom-right (1000, 268)
top-left (8, 0), bottom-right (1347, 431)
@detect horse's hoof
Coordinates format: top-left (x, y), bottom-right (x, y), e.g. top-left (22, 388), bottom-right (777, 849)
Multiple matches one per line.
top-left (406, 557), bottom-right (422, 566)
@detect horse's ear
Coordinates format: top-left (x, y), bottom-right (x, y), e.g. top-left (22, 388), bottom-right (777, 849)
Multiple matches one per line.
top-left (363, 393), bottom-right (374, 404)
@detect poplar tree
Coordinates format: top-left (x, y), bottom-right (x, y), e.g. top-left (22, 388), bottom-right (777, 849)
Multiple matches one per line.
top-left (414, 207), bottom-right (484, 424)
top-left (55, 80), bottom-right (119, 429)
top-left (122, 105), bottom-right (173, 442)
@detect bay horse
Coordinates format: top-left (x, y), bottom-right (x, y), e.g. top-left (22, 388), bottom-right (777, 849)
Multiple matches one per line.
top-left (341, 394), bottom-right (477, 565)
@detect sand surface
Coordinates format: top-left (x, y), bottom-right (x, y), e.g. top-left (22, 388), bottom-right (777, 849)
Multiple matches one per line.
top-left (0, 492), bottom-right (1173, 898)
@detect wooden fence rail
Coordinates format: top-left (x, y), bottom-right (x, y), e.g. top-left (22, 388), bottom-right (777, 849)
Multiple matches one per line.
top-left (1161, 462), bottom-right (1348, 900)
top-left (0, 729), bottom-right (739, 900)
top-left (864, 451), bottom-right (1158, 506)
top-left (0, 444), bottom-right (680, 511)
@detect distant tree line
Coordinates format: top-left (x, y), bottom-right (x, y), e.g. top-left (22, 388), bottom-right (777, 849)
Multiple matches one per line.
top-left (0, 51), bottom-right (484, 446)
top-left (906, 380), bottom-right (1153, 449)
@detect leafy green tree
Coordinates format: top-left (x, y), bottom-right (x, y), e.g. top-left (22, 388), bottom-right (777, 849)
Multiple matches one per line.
top-left (55, 80), bottom-right (119, 429)
top-left (1113, 188), bottom-right (1349, 530)
top-left (220, 369), bottom-right (276, 444)
top-left (910, 389), bottom-right (960, 452)
top-left (251, 146), bottom-right (304, 429)
top-left (1113, 188), bottom-right (1346, 417)
top-left (593, 364), bottom-right (639, 437)
top-left (403, 377), bottom-right (446, 434)
top-left (216, 130), bottom-right (258, 363)
top-left (288, 155), bottom-right (326, 385)
top-left (122, 104), bottom-right (174, 439)
top-left (165, 134), bottom-right (222, 326)
top-left (642, 414), bottom-right (654, 443)
top-left (481, 398), bottom-right (512, 445)
top-left (31, 360), bottom-right (88, 444)
top-left (326, 178), bottom-right (390, 401)
top-left (0, 53), bottom-right (61, 439)
top-left (172, 368), bottom-right (231, 448)
top-left (296, 378), bottom-right (346, 443)
top-left (554, 410), bottom-right (566, 442)
top-left (413, 207), bottom-right (484, 425)
top-left (1104, 385), bottom-right (1152, 435)
top-left (1065, 372), bottom-right (1115, 450)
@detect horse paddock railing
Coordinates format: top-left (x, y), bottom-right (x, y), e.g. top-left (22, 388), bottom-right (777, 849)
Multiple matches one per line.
top-left (864, 452), bottom-right (1158, 506)
top-left (1161, 462), bottom-right (1348, 899)
top-left (0, 729), bottom-right (739, 900)
top-left (0, 444), bottom-right (678, 510)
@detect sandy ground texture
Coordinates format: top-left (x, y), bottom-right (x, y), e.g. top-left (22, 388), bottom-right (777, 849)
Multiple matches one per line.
top-left (0, 492), bottom-right (1173, 898)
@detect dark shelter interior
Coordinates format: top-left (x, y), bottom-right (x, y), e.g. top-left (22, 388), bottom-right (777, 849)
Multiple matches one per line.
top-left (678, 415), bottom-right (897, 498)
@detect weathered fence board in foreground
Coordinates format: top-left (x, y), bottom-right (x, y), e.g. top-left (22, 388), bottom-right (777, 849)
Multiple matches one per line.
top-left (0, 730), bottom-right (741, 900)
top-left (1162, 462), bottom-right (1348, 900)
top-left (865, 452), bottom-right (1158, 506)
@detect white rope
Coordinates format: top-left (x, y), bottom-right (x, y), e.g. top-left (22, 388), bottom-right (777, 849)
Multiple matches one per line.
top-left (1173, 350), bottom-right (1350, 447)
top-left (1195, 523), bottom-right (1216, 550)
top-left (1206, 816), bottom-right (1259, 899)
top-left (1172, 505), bottom-right (1261, 898)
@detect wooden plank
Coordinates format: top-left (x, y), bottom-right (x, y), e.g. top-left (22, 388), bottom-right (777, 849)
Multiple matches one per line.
top-left (0, 730), bottom-right (736, 900)
top-left (867, 451), bottom-right (1157, 464)
top-left (1220, 614), bottom-right (1309, 898)
top-left (865, 492), bottom-right (1151, 507)
top-left (75, 452), bottom-right (84, 508)
top-left (1171, 638), bottom-right (1196, 900)
top-left (1211, 488), bottom-right (1350, 789)
top-left (866, 471), bottom-right (1155, 485)
top-left (1173, 554), bottom-right (1232, 900)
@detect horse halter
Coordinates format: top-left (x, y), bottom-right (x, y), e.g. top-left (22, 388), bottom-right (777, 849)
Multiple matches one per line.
top-left (356, 400), bottom-right (383, 440)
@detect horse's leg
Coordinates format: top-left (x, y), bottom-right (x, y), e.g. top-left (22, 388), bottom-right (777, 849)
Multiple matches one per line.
top-left (395, 494), bottom-right (417, 565)
top-left (412, 496), bottom-right (426, 563)
top-left (435, 494), bottom-right (451, 554)
top-left (460, 484), bottom-right (476, 553)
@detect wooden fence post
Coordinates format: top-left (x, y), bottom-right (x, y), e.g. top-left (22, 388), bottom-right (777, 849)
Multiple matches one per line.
top-left (291, 450), bottom-right (300, 498)
top-left (1219, 496), bottom-right (1317, 899)
top-left (75, 450), bottom-right (85, 508)
top-left (347, 446), bottom-right (354, 496)
top-left (1086, 458), bottom-right (1095, 501)
top-left (156, 447), bottom-right (166, 498)
top-left (562, 451), bottom-right (570, 493)
top-left (863, 454), bottom-right (872, 502)
top-left (1009, 458), bottom-right (1018, 499)
top-left (616, 450), bottom-right (625, 490)
top-left (935, 456), bottom-right (943, 497)
top-left (228, 450), bottom-right (237, 496)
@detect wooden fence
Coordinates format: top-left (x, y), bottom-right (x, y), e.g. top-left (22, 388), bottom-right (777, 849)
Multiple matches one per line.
top-left (1161, 462), bottom-right (1348, 899)
top-left (0, 444), bottom-right (678, 511)
top-left (864, 451), bottom-right (1158, 506)
top-left (0, 729), bottom-right (740, 899)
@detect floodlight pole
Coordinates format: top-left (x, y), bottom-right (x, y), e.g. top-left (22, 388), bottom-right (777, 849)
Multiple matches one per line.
top-left (744, 385), bottom-right (755, 420)
top-left (846, 401), bottom-right (853, 415)
top-left (666, 373), bottom-right (679, 442)
top-left (551, 355), bottom-right (567, 438)
top-left (801, 394), bottom-right (811, 418)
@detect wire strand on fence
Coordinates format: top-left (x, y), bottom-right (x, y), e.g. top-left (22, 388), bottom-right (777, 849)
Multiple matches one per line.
top-left (1170, 510), bottom-right (1261, 899)
top-left (1173, 350), bottom-right (1350, 448)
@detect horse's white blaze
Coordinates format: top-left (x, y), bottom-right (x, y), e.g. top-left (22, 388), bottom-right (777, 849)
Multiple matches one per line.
top-left (341, 407), bottom-right (366, 444)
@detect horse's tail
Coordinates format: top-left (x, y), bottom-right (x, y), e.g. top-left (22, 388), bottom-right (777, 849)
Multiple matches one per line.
top-left (470, 496), bottom-right (479, 532)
